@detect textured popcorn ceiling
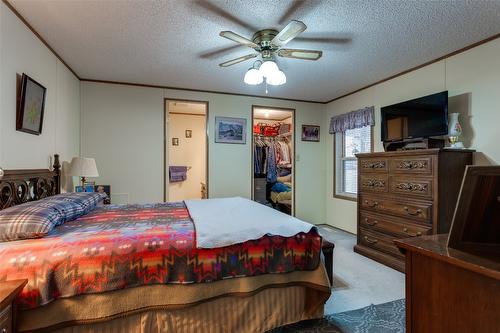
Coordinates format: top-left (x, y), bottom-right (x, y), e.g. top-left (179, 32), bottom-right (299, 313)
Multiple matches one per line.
top-left (9, 0), bottom-right (500, 102)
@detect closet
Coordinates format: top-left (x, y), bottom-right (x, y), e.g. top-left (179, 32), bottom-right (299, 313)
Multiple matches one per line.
top-left (252, 107), bottom-right (294, 215)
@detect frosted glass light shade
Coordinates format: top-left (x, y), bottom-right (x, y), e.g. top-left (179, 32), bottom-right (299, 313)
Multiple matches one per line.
top-left (259, 60), bottom-right (279, 78)
top-left (68, 157), bottom-right (99, 177)
top-left (266, 70), bottom-right (287, 86)
top-left (244, 68), bottom-right (263, 85)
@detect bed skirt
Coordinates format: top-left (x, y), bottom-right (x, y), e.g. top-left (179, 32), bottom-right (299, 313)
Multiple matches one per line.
top-left (48, 285), bottom-right (321, 333)
top-left (18, 265), bottom-right (331, 333)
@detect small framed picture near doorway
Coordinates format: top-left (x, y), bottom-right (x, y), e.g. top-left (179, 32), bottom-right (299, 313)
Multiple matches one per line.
top-left (301, 125), bottom-right (320, 142)
top-left (16, 73), bottom-right (46, 135)
top-left (215, 116), bottom-right (247, 144)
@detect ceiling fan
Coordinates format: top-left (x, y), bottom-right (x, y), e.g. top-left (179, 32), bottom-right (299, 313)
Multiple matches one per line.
top-left (218, 20), bottom-right (322, 68)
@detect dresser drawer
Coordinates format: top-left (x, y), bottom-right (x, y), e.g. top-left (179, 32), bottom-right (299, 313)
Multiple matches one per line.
top-left (389, 156), bottom-right (433, 175)
top-left (359, 228), bottom-right (404, 258)
top-left (360, 212), bottom-right (431, 238)
top-left (0, 304), bottom-right (12, 333)
top-left (359, 158), bottom-right (388, 173)
top-left (359, 174), bottom-right (388, 193)
top-left (389, 176), bottom-right (434, 200)
top-left (360, 194), bottom-right (432, 223)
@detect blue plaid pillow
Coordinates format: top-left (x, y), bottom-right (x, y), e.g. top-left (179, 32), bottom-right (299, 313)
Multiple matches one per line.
top-left (43, 192), bottom-right (106, 223)
top-left (0, 192), bottom-right (107, 242)
top-left (0, 201), bottom-right (65, 242)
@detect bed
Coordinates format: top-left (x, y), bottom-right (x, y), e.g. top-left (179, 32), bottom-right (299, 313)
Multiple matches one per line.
top-left (0, 155), bottom-right (331, 333)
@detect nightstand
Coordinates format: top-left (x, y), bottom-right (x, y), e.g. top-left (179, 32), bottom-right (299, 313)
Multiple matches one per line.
top-left (0, 280), bottom-right (27, 333)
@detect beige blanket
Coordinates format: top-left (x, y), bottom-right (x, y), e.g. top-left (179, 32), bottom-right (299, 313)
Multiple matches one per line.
top-left (18, 265), bottom-right (331, 332)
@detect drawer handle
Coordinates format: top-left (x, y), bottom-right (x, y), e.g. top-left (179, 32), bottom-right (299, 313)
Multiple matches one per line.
top-left (404, 206), bottom-right (422, 216)
top-left (402, 227), bottom-right (422, 237)
top-left (364, 236), bottom-right (378, 244)
top-left (364, 200), bottom-right (379, 208)
top-left (364, 217), bottom-right (378, 226)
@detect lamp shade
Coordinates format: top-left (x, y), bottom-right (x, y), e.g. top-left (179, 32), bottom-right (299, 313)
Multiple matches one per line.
top-left (259, 60), bottom-right (279, 78)
top-left (68, 157), bottom-right (99, 177)
top-left (266, 70), bottom-right (286, 86)
top-left (244, 68), bottom-right (263, 85)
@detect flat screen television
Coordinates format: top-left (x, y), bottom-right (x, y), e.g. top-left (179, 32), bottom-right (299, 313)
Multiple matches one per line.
top-left (381, 91), bottom-right (448, 142)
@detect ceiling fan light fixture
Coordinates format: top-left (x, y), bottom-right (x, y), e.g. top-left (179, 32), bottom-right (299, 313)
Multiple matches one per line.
top-left (244, 68), bottom-right (263, 85)
top-left (259, 60), bottom-right (279, 78)
top-left (266, 70), bottom-right (286, 86)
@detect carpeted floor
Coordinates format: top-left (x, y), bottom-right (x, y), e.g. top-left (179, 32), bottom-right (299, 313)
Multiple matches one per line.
top-left (270, 299), bottom-right (406, 333)
top-left (317, 226), bottom-right (405, 314)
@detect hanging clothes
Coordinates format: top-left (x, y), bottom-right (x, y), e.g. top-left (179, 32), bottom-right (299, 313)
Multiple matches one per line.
top-left (266, 141), bottom-right (277, 183)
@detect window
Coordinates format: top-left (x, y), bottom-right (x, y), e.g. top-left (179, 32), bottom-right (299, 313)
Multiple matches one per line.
top-left (335, 125), bottom-right (372, 199)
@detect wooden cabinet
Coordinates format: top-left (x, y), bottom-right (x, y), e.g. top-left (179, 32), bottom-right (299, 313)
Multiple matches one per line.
top-left (354, 149), bottom-right (473, 272)
top-left (395, 235), bottom-right (500, 333)
top-left (0, 280), bottom-right (27, 333)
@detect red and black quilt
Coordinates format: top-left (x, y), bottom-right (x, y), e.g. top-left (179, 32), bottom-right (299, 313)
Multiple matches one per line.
top-left (0, 202), bottom-right (321, 310)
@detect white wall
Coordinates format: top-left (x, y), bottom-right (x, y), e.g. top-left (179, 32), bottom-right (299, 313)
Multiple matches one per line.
top-left (0, 2), bottom-right (80, 181)
top-left (81, 83), bottom-right (326, 224)
top-left (168, 113), bottom-right (206, 201)
top-left (325, 38), bottom-right (500, 233)
top-left (80, 83), bottom-right (164, 204)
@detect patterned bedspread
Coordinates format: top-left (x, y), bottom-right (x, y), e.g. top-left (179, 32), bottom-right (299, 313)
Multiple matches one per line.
top-left (0, 202), bottom-right (321, 310)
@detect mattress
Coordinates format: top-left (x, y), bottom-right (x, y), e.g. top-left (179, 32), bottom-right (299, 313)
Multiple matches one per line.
top-left (0, 202), bottom-right (322, 310)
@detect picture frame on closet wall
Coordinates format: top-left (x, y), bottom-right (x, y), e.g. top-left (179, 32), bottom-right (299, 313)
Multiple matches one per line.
top-left (301, 125), bottom-right (320, 142)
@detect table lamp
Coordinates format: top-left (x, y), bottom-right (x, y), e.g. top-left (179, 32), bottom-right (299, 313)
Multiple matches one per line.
top-left (69, 157), bottom-right (99, 190)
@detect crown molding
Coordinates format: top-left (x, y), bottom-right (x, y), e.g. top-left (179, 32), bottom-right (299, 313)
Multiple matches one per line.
top-left (4, 0), bottom-right (500, 105)
top-left (2, 0), bottom-right (80, 79)
top-left (325, 32), bottom-right (500, 104)
top-left (80, 78), bottom-right (326, 104)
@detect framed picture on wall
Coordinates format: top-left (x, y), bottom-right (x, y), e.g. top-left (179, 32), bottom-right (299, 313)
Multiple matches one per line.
top-left (215, 116), bottom-right (247, 144)
top-left (172, 138), bottom-right (179, 146)
top-left (301, 125), bottom-right (320, 142)
top-left (185, 130), bottom-right (192, 138)
top-left (16, 73), bottom-right (46, 135)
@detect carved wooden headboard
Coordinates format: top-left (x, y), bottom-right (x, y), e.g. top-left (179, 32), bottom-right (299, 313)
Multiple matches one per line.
top-left (0, 154), bottom-right (61, 210)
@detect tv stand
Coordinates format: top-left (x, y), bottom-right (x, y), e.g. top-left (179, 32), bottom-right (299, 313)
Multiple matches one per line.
top-left (384, 138), bottom-right (445, 151)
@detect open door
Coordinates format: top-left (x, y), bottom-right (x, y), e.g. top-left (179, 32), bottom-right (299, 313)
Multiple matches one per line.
top-left (165, 99), bottom-right (208, 202)
top-left (252, 106), bottom-right (295, 215)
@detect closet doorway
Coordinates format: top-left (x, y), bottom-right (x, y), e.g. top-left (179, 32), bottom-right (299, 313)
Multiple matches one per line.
top-left (252, 106), bottom-right (295, 216)
top-left (165, 99), bottom-right (208, 202)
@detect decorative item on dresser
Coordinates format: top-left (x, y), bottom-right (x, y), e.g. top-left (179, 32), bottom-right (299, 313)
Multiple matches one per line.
top-left (0, 280), bottom-right (28, 333)
top-left (354, 148), bottom-right (474, 272)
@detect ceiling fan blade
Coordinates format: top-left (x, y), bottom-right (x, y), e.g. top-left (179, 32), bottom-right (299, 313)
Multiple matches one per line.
top-left (278, 0), bottom-right (321, 25)
top-left (194, 1), bottom-right (257, 31)
top-left (271, 20), bottom-right (307, 47)
top-left (199, 45), bottom-right (242, 59)
top-left (219, 53), bottom-right (258, 67)
top-left (294, 37), bottom-right (352, 44)
top-left (278, 48), bottom-right (323, 60)
top-left (220, 31), bottom-right (259, 49)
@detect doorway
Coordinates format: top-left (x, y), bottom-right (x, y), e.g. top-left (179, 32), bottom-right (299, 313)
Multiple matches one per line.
top-left (252, 105), bottom-right (295, 216)
top-left (165, 99), bottom-right (208, 202)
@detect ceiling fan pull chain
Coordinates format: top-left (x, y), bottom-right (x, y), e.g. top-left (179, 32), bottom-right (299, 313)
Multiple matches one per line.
top-left (265, 81), bottom-right (268, 94)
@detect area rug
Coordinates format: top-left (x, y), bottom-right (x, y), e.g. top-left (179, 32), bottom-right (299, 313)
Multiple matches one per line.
top-left (269, 299), bottom-right (405, 333)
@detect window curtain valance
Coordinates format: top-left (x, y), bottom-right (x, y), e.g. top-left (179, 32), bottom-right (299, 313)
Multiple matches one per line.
top-left (329, 106), bottom-right (375, 134)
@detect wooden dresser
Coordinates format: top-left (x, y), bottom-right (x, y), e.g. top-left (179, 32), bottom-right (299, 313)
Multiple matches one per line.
top-left (354, 148), bottom-right (473, 272)
top-left (395, 235), bottom-right (500, 333)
